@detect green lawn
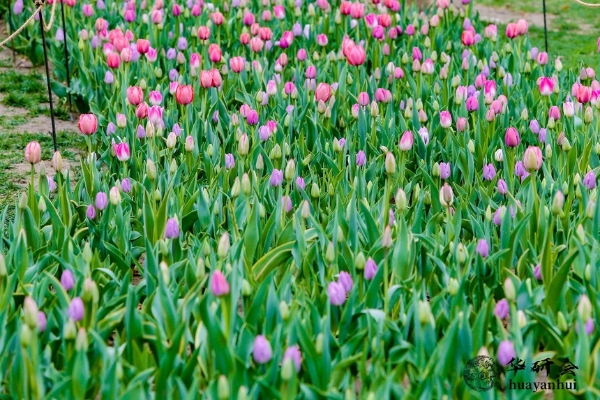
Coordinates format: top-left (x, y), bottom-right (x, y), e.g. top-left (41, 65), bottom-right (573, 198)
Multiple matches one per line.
top-left (476, 0), bottom-right (600, 70)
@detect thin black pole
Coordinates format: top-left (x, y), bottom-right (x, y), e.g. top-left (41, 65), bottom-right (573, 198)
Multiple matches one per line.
top-left (542, 0), bottom-right (548, 53)
top-left (60, 0), bottom-right (72, 118)
top-left (7, 1), bottom-right (16, 63)
top-left (39, 8), bottom-right (58, 152)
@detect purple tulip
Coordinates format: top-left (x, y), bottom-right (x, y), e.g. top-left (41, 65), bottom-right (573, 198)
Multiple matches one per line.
top-left (476, 239), bottom-right (489, 257)
top-left (225, 154), bottom-right (235, 169)
top-left (296, 177), bottom-right (305, 191)
top-left (529, 119), bottom-right (540, 134)
top-left (583, 171), bottom-right (597, 189)
top-left (104, 71), bottom-right (114, 84)
top-left (68, 297), bottom-right (85, 321)
top-left (95, 192), bottom-right (108, 210)
top-left (338, 271), bottom-right (353, 293)
top-left (364, 258), bottom-right (378, 280)
top-left (172, 123), bottom-right (182, 136)
top-left (494, 299), bottom-right (509, 319)
top-left (270, 169), bottom-right (283, 187)
top-left (177, 37), bottom-right (188, 50)
top-left (86, 205), bottom-right (96, 220)
top-left (121, 178), bottom-right (131, 193)
top-left (136, 125), bottom-right (146, 138)
top-left (169, 69), bottom-right (179, 82)
top-left (584, 318), bottom-right (595, 335)
top-left (497, 340), bottom-right (515, 365)
top-left (483, 164), bottom-right (496, 181)
top-left (38, 311), bottom-right (47, 332)
top-left (283, 345), bottom-right (302, 372)
top-left (61, 270), bottom-right (75, 291)
top-left (533, 264), bottom-right (542, 280)
top-left (106, 122), bottom-right (116, 135)
top-left (252, 335), bottom-right (273, 364)
top-left (47, 177), bottom-right (57, 192)
top-left (514, 161), bottom-right (526, 178)
top-left (356, 150), bottom-right (366, 166)
top-left (246, 110), bottom-right (259, 125)
top-left (328, 281), bottom-right (346, 306)
top-left (497, 179), bottom-right (508, 195)
top-left (166, 48), bottom-right (176, 60)
top-left (440, 162), bottom-right (451, 180)
top-left (538, 128), bottom-right (547, 143)
top-left (165, 218), bottom-right (180, 239)
top-left (13, 0), bottom-right (24, 15)
top-left (55, 28), bottom-right (64, 41)
top-left (281, 196), bottom-right (292, 212)
top-left (493, 208), bottom-right (504, 226)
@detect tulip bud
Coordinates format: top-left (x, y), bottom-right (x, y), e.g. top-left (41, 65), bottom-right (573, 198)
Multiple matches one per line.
top-left (279, 301), bottom-right (290, 320)
top-left (504, 278), bottom-right (516, 301)
top-left (146, 159), bottom-right (157, 181)
top-left (0, 253), bottom-right (6, 278)
top-left (395, 188), bottom-right (407, 212)
top-left (196, 257), bottom-right (205, 280)
top-left (517, 310), bottom-right (527, 328)
top-left (418, 300), bottom-right (433, 325)
top-left (109, 186), bottom-right (121, 205)
top-left (207, 144), bottom-right (214, 157)
top-left (315, 333), bottom-right (323, 354)
top-left (256, 154), bottom-right (264, 170)
top-left (20, 325), bottom-right (32, 347)
top-left (578, 294), bottom-right (592, 322)
top-left (448, 278), bottom-right (459, 295)
top-left (311, 183), bottom-right (320, 198)
top-left (231, 177), bottom-right (241, 198)
top-left (495, 149), bottom-right (504, 162)
top-left (23, 297), bottom-right (39, 330)
top-left (456, 243), bottom-right (468, 264)
top-left (586, 200), bottom-right (596, 219)
top-left (285, 159), bottom-right (296, 181)
top-left (552, 191), bottom-right (564, 215)
top-left (18, 192), bottom-right (27, 211)
top-left (557, 311), bottom-right (568, 332)
top-left (385, 153), bottom-right (396, 174)
top-left (585, 263), bottom-right (592, 281)
top-left (218, 375), bottom-right (229, 400)
top-left (241, 279), bottom-right (252, 296)
top-left (281, 358), bottom-right (294, 381)
top-left (237, 387), bottom-right (248, 400)
top-left (217, 232), bottom-right (230, 259)
top-left (468, 140), bottom-right (475, 154)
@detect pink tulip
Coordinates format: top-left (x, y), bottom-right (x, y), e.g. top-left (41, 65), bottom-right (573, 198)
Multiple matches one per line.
top-left (210, 270), bottom-right (230, 297)
top-left (136, 39), bottom-right (150, 54)
top-left (505, 127), bottom-right (520, 147)
top-left (537, 77), bottom-right (554, 96)
top-left (78, 114), bottom-right (98, 135)
top-left (516, 19), bottom-right (528, 35)
top-left (106, 52), bottom-right (120, 68)
top-left (230, 56), bottom-right (245, 73)
top-left (24, 141), bottom-right (42, 164)
top-left (315, 83), bottom-right (331, 102)
top-left (175, 85), bottom-right (194, 105)
top-left (127, 86), bottom-right (143, 105)
top-left (439, 111), bottom-right (452, 128)
top-left (114, 142), bottom-right (130, 162)
top-left (461, 30), bottom-right (475, 46)
top-left (208, 44), bottom-right (222, 63)
top-left (197, 26), bottom-right (210, 40)
top-left (399, 131), bottom-right (414, 151)
top-left (506, 23), bottom-right (518, 39)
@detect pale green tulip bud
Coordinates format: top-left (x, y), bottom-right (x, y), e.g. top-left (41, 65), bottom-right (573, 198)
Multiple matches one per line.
top-left (196, 257), bottom-right (205, 280)
top-left (325, 242), bottom-right (335, 263)
top-left (242, 279), bottom-right (252, 296)
top-left (504, 277), bottom-right (516, 301)
top-left (311, 183), bottom-right (320, 198)
top-left (279, 301), bottom-right (290, 320)
top-left (241, 173), bottom-right (251, 195)
top-left (218, 232), bottom-right (230, 259)
top-left (281, 358), bottom-right (294, 381)
top-left (315, 333), bottom-right (323, 355)
top-left (231, 177), bottom-right (241, 198)
top-left (217, 375), bottom-right (229, 400)
top-left (146, 159), bottom-right (156, 181)
top-left (557, 311), bottom-right (568, 332)
top-left (448, 278), bottom-right (459, 295)
top-left (517, 310), bottom-right (527, 328)
top-left (578, 294), bottom-right (592, 321)
top-left (456, 243), bottom-right (468, 264)
top-left (418, 300), bottom-right (433, 325)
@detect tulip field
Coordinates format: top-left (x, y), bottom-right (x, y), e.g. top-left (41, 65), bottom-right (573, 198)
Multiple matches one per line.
top-left (2, 0), bottom-right (600, 398)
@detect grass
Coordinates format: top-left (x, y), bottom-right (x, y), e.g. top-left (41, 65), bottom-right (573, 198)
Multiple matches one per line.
top-left (476, 0), bottom-right (600, 70)
top-left (0, 69), bottom-right (71, 120)
top-left (0, 132), bottom-right (85, 226)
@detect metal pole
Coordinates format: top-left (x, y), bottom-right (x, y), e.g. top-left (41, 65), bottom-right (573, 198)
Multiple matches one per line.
top-left (7, 0), bottom-right (16, 63)
top-left (542, 0), bottom-right (549, 53)
top-left (39, 7), bottom-right (58, 152)
top-left (60, 0), bottom-right (72, 118)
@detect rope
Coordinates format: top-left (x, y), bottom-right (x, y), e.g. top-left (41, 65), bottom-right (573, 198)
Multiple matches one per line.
top-left (0, 6), bottom-right (42, 48)
top-left (43, 0), bottom-right (58, 32)
top-left (0, 0), bottom-right (59, 49)
top-left (573, 0), bottom-right (600, 6)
